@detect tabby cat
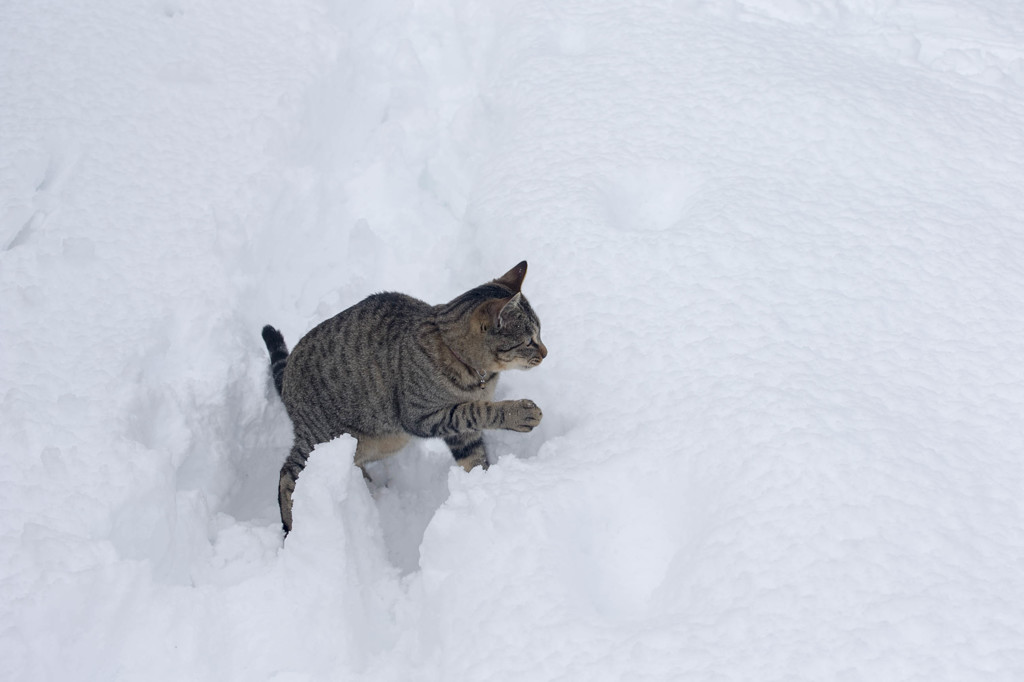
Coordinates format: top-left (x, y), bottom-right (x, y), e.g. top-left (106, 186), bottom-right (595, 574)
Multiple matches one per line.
top-left (262, 261), bottom-right (547, 532)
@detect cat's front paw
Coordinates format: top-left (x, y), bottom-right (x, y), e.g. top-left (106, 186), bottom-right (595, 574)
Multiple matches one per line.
top-left (503, 399), bottom-right (543, 432)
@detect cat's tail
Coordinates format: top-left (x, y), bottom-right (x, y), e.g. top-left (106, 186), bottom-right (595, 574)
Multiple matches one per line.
top-left (261, 325), bottom-right (289, 397)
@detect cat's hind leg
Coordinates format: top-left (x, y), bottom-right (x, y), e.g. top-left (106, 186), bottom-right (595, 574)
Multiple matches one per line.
top-left (354, 433), bottom-right (411, 481)
top-left (444, 431), bottom-right (489, 471)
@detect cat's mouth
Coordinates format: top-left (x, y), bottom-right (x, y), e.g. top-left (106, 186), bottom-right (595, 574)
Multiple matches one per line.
top-left (499, 357), bottom-right (543, 371)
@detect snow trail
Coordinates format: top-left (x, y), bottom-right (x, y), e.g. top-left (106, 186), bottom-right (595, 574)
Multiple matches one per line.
top-left (3, 0), bottom-right (1024, 680)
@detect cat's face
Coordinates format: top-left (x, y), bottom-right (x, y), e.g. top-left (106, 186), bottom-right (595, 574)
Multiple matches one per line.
top-left (481, 293), bottom-right (547, 371)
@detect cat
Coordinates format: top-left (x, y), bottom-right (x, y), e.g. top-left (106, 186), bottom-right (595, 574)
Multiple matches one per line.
top-left (262, 261), bottom-right (547, 532)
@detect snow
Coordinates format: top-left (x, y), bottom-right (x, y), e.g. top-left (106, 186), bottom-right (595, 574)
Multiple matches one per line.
top-left (3, 0), bottom-right (1024, 680)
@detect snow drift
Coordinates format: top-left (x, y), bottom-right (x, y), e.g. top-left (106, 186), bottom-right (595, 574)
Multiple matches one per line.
top-left (3, 0), bottom-right (1024, 679)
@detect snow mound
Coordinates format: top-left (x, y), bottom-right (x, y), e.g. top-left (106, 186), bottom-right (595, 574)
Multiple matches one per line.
top-left (4, 0), bottom-right (1024, 680)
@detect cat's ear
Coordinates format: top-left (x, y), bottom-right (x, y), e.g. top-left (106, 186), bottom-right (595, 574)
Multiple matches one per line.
top-left (496, 293), bottom-right (523, 329)
top-left (494, 261), bottom-right (528, 293)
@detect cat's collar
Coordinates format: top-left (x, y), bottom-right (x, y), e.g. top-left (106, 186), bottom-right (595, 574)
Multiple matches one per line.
top-left (441, 339), bottom-right (490, 389)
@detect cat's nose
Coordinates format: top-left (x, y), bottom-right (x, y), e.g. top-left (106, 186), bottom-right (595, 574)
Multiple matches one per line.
top-left (537, 340), bottom-right (547, 359)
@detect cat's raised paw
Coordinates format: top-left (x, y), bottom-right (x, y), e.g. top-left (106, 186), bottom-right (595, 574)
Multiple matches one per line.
top-left (504, 399), bottom-right (543, 432)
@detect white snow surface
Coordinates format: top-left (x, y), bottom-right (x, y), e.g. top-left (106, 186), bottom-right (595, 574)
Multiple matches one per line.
top-left (4, 0), bottom-right (1024, 679)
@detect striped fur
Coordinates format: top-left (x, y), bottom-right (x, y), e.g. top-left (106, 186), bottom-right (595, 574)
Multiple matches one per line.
top-left (262, 261), bottom-right (546, 532)
top-left (260, 325), bottom-right (289, 396)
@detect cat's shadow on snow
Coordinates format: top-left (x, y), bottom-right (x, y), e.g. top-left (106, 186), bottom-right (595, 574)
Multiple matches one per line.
top-left (364, 426), bottom-right (550, 575)
top-left (363, 441), bottom-right (452, 575)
